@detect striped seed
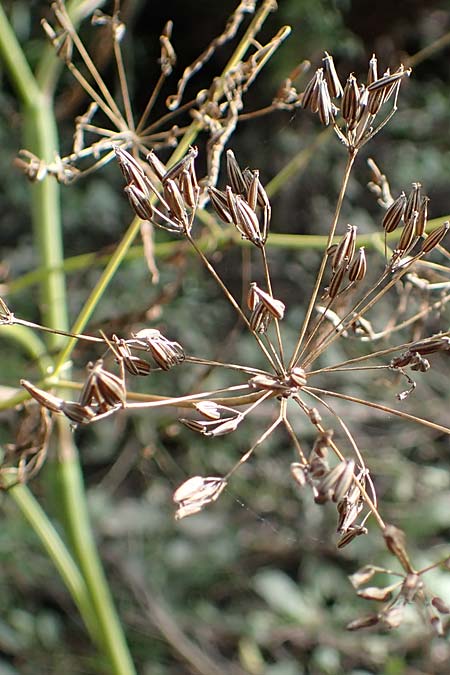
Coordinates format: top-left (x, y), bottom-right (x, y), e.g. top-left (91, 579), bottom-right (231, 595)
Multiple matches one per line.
top-left (226, 149), bottom-right (246, 194)
top-left (348, 247), bottom-right (367, 282)
top-left (420, 221), bottom-right (449, 254)
top-left (382, 192), bottom-right (406, 233)
top-left (322, 52), bottom-right (343, 98)
top-left (341, 74), bottom-right (360, 125)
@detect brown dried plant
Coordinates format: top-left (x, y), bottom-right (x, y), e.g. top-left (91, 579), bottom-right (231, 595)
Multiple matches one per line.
top-left (3, 4), bottom-right (450, 636)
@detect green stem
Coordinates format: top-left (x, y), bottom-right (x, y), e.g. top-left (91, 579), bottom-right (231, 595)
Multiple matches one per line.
top-left (8, 483), bottom-right (100, 645)
top-left (0, 5), bottom-right (136, 673)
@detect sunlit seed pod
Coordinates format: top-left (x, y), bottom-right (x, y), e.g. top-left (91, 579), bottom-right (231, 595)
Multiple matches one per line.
top-left (123, 355), bottom-right (152, 376)
top-left (61, 401), bottom-right (96, 425)
top-left (337, 525), bottom-right (367, 549)
top-left (341, 73), bottom-right (360, 125)
top-left (404, 182), bottom-right (422, 225)
top-left (309, 456), bottom-right (329, 479)
top-left (225, 186), bottom-right (241, 224)
top-left (146, 149), bottom-right (167, 181)
top-left (235, 196), bottom-right (263, 245)
top-left (209, 415), bottom-right (243, 437)
top-left (366, 86), bottom-right (385, 115)
top-left (250, 283), bottom-right (285, 320)
top-left (420, 221), bottom-right (449, 254)
top-left (249, 302), bottom-right (271, 334)
top-left (366, 65), bottom-right (410, 94)
top-left (124, 184), bottom-right (154, 221)
top-left (379, 606), bottom-right (404, 630)
top-left (332, 225), bottom-right (357, 271)
top-left (409, 353), bottom-right (430, 372)
top-left (179, 169), bottom-right (197, 209)
top-left (289, 367), bottom-right (307, 387)
top-left (429, 613), bottom-right (444, 637)
top-left (301, 68), bottom-right (323, 112)
top-left (247, 282), bottom-right (259, 311)
top-left (194, 401), bottom-right (221, 420)
top-left (114, 146), bottom-right (149, 189)
top-left (248, 374), bottom-right (284, 391)
top-left (163, 145), bottom-right (198, 183)
top-left (348, 247), bottom-right (367, 282)
top-left (367, 53), bottom-right (378, 85)
top-left (318, 460), bottom-right (347, 496)
top-left (327, 261), bottom-right (348, 299)
top-left (348, 565), bottom-right (379, 589)
top-left (163, 179), bottom-right (188, 225)
top-left (383, 524), bottom-right (413, 573)
top-left (226, 149), bottom-right (246, 194)
top-left (431, 596), bottom-right (450, 615)
top-left (290, 462), bottom-right (308, 488)
top-left (382, 191), bottom-right (406, 233)
top-left (246, 170), bottom-right (260, 211)
top-left (322, 51), bottom-right (343, 98)
top-left (242, 168), bottom-right (271, 215)
top-left (208, 186), bottom-right (233, 223)
top-left (332, 459), bottom-right (355, 503)
top-left (178, 418), bottom-right (207, 434)
top-left (20, 379), bottom-right (64, 413)
top-left (397, 212), bottom-right (417, 252)
top-left (346, 614), bottom-right (379, 631)
top-left (414, 196), bottom-right (429, 237)
top-left (357, 586), bottom-right (395, 602)
top-left (173, 476), bottom-right (205, 504)
top-left (409, 336), bottom-right (450, 355)
top-left (308, 407), bottom-right (322, 425)
top-left (317, 78), bottom-right (332, 125)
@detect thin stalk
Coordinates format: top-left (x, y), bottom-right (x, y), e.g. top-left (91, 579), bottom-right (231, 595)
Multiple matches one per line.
top-left (305, 386), bottom-right (450, 435)
top-left (289, 149), bottom-right (358, 368)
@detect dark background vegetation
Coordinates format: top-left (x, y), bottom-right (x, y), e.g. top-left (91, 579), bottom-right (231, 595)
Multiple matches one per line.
top-left (1, 1), bottom-right (450, 673)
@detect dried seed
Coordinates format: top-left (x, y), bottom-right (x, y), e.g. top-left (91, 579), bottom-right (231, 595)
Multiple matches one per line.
top-left (322, 52), bottom-right (343, 98)
top-left (379, 605), bottom-right (404, 629)
top-left (301, 68), bottom-right (323, 112)
top-left (289, 367), bottom-right (307, 387)
top-left (327, 260), bottom-right (348, 299)
top-left (420, 221), bottom-right (449, 254)
top-left (332, 459), bottom-right (355, 502)
top-left (348, 247), bottom-right (367, 282)
top-left (346, 614), bottom-right (379, 631)
top-left (249, 302), bottom-right (271, 333)
top-left (318, 78), bottom-right (333, 125)
top-left (114, 146), bottom-right (146, 186)
top-left (366, 65), bottom-right (410, 94)
top-left (163, 145), bottom-right (198, 183)
top-left (235, 196), bottom-right (263, 245)
top-left (179, 169), bottom-right (198, 209)
top-left (226, 149), bottom-right (246, 194)
top-left (146, 149), bottom-right (167, 180)
top-left (404, 182), bottom-right (422, 225)
top-left (397, 211), bottom-right (417, 253)
top-left (383, 524), bottom-right (413, 573)
top-left (20, 380), bottom-right (63, 413)
top-left (367, 54), bottom-right (378, 86)
top-left (431, 596), bottom-right (450, 615)
top-left (208, 186), bottom-right (233, 223)
top-left (318, 460), bottom-right (347, 498)
top-left (124, 184), bottom-right (154, 221)
top-left (163, 178), bottom-right (188, 226)
top-left (337, 524), bottom-right (367, 548)
top-left (382, 192), bottom-right (406, 233)
top-left (357, 586), bottom-right (395, 602)
top-left (341, 74), bottom-right (360, 125)
top-left (331, 225), bottom-right (357, 271)
top-left (249, 283), bottom-right (285, 320)
top-left (349, 565), bottom-right (379, 589)
top-left (415, 196), bottom-right (429, 237)
top-left (409, 336), bottom-right (450, 355)
top-left (290, 462), bottom-right (308, 488)
top-left (62, 400), bottom-right (97, 424)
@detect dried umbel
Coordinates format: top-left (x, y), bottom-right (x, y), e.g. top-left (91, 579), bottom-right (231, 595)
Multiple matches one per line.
top-left (5, 23), bottom-right (450, 639)
top-left (302, 52), bottom-right (411, 151)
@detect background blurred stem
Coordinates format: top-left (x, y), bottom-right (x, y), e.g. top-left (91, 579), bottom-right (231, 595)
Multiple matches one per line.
top-left (0, 4), bottom-right (136, 674)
